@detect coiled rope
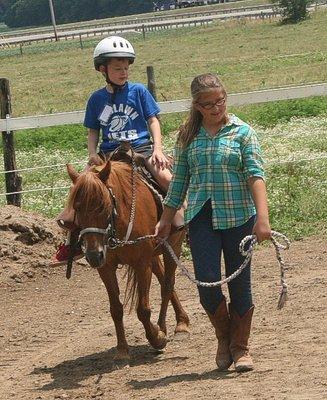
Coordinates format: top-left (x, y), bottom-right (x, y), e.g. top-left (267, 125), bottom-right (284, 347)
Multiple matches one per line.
top-left (105, 230), bottom-right (290, 310)
top-left (162, 230), bottom-right (290, 310)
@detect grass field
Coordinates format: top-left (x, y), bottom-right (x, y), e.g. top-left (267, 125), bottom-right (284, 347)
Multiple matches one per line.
top-left (0, 9), bottom-right (326, 240)
top-left (0, 115), bottom-right (326, 240)
top-left (0, 10), bottom-right (326, 116)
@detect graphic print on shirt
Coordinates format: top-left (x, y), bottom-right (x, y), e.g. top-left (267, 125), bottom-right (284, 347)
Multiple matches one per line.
top-left (98, 103), bottom-right (139, 141)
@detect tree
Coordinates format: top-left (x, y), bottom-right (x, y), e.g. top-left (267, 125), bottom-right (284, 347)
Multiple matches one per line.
top-left (4, 0), bottom-right (50, 27)
top-left (273, 0), bottom-right (311, 23)
top-left (3, 0), bottom-right (154, 27)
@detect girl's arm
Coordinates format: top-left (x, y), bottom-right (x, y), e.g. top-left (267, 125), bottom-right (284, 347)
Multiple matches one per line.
top-left (147, 116), bottom-right (170, 169)
top-left (248, 177), bottom-right (271, 243)
top-left (155, 205), bottom-right (178, 240)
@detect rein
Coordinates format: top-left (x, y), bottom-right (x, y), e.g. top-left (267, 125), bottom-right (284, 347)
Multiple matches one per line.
top-left (84, 229), bottom-right (290, 309)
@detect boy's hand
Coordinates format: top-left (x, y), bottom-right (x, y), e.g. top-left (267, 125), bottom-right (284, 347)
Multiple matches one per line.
top-left (150, 148), bottom-right (171, 170)
top-left (88, 154), bottom-right (102, 166)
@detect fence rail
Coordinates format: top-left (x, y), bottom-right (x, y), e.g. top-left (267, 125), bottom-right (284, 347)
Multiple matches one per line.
top-left (2, 1), bottom-right (326, 41)
top-left (0, 8), bottom-right (279, 47)
top-left (0, 4), bottom-right (274, 40)
top-left (1, 83), bottom-right (326, 133)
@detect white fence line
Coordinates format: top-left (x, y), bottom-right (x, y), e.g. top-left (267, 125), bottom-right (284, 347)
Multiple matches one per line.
top-left (1, 154), bottom-right (327, 197)
top-left (0, 160), bottom-right (86, 175)
top-left (0, 9), bottom-right (280, 47)
top-left (1, 3), bottom-right (325, 48)
top-left (0, 4), bottom-right (274, 39)
top-left (1, 83), bottom-right (326, 133)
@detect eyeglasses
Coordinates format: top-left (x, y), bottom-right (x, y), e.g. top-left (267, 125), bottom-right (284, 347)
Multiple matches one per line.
top-left (196, 97), bottom-right (226, 110)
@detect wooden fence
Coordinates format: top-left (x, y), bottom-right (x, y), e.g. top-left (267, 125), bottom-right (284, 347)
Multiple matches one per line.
top-left (1, 83), bottom-right (326, 133)
top-left (1, 80), bottom-right (326, 205)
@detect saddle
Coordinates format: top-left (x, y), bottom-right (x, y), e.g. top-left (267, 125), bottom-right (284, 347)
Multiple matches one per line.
top-left (103, 143), bottom-right (166, 221)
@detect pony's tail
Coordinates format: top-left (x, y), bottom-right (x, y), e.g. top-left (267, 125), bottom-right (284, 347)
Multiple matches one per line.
top-left (123, 265), bottom-right (138, 313)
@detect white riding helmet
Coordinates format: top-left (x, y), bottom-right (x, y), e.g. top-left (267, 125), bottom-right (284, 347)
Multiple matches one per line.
top-left (93, 36), bottom-right (135, 70)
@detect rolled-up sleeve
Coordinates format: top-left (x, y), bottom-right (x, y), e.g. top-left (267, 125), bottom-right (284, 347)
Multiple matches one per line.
top-left (164, 146), bottom-right (190, 209)
top-left (242, 128), bottom-right (265, 181)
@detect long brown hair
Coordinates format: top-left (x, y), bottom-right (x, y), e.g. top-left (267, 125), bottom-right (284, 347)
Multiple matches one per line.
top-left (177, 73), bottom-right (227, 148)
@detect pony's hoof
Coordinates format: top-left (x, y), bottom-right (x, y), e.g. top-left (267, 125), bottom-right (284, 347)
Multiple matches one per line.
top-left (174, 322), bottom-right (190, 335)
top-left (173, 331), bottom-right (191, 342)
top-left (151, 330), bottom-right (167, 350)
top-left (113, 352), bottom-right (130, 369)
top-left (113, 358), bottom-right (130, 370)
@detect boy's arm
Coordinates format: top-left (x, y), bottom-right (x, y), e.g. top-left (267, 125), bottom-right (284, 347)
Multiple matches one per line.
top-left (87, 128), bottom-right (102, 166)
top-left (147, 116), bottom-right (170, 169)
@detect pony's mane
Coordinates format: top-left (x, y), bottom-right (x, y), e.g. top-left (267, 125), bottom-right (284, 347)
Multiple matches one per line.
top-left (109, 161), bottom-right (143, 210)
top-left (67, 161), bottom-right (143, 216)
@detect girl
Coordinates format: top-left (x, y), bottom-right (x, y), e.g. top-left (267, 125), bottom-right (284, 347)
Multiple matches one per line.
top-left (155, 73), bottom-right (271, 372)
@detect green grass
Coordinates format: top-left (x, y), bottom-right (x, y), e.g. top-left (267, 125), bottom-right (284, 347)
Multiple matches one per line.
top-left (1, 115), bottom-right (326, 240)
top-left (0, 9), bottom-right (326, 240)
top-left (0, 10), bottom-right (326, 116)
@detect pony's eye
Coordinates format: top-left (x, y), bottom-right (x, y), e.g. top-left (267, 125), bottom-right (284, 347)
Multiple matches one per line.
top-left (74, 201), bottom-right (82, 211)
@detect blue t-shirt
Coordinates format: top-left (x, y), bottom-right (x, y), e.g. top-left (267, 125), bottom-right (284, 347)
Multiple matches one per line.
top-left (84, 82), bottom-right (160, 152)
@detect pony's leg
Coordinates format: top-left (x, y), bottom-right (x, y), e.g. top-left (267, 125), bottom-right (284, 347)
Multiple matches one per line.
top-left (152, 257), bottom-right (190, 335)
top-left (162, 230), bottom-right (190, 335)
top-left (135, 264), bottom-right (167, 350)
top-left (97, 265), bottom-right (130, 361)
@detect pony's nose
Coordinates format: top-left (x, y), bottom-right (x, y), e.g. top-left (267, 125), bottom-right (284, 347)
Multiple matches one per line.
top-left (85, 250), bottom-right (105, 268)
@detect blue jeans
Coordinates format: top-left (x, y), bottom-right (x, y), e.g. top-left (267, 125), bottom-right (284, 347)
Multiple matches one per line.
top-left (188, 200), bottom-right (255, 317)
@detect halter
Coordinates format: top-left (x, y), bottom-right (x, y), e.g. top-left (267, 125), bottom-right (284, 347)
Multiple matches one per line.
top-left (78, 186), bottom-right (117, 246)
top-left (78, 145), bottom-right (137, 252)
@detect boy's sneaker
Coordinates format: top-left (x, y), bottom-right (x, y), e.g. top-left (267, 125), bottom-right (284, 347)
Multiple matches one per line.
top-left (50, 243), bottom-right (84, 267)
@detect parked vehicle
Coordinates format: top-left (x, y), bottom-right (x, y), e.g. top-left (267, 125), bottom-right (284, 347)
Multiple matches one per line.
top-left (153, 1), bottom-right (227, 11)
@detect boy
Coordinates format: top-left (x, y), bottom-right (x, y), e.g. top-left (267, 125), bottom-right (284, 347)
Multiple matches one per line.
top-left (52, 36), bottom-right (184, 266)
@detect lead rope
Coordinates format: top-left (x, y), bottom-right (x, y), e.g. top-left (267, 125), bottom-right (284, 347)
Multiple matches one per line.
top-left (106, 230), bottom-right (290, 310)
top-left (124, 149), bottom-right (137, 241)
top-left (162, 231), bottom-right (290, 310)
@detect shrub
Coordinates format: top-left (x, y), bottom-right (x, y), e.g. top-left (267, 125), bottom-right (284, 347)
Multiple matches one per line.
top-left (273, 0), bottom-right (311, 23)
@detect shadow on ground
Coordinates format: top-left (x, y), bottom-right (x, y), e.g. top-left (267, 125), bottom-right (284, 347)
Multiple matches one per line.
top-left (31, 345), bottom-right (189, 391)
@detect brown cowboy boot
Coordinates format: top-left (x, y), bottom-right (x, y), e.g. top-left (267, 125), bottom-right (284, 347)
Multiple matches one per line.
top-left (229, 304), bottom-right (254, 372)
top-left (206, 297), bottom-right (233, 371)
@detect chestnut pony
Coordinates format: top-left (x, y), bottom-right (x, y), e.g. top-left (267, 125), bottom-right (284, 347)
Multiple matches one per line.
top-left (66, 160), bottom-right (189, 361)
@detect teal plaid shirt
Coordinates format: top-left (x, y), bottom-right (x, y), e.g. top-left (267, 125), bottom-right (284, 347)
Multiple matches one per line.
top-left (164, 115), bottom-right (265, 229)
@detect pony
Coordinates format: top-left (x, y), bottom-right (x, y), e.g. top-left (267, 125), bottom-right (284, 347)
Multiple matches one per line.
top-left (66, 159), bottom-right (190, 361)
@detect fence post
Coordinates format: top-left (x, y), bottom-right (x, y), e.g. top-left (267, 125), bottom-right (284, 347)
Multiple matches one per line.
top-left (79, 34), bottom-right (83, 49)
top-left (146, 66), bottom-right (157, 101)
top-left (0, 78), bottom-right (22, 206)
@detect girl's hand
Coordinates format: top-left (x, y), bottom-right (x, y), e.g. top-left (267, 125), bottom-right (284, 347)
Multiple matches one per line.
top-left (252, 217), bottom-right (272, 243)
top-left (150, 148), bottom-right (171, 170)
top-left (154, 220), bottom-right (171, 242)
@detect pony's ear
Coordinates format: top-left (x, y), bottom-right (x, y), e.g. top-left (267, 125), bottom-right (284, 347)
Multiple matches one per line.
top-left (66, 164), bottom-right (80, 183)
top-left (98, 160), bottom-right (111, 183)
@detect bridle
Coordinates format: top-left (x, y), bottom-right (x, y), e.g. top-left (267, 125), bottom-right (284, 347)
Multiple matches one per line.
top-left (78, 145), bottom-right (138, 253)
top-left (78, 186), bottom-right (118, 249)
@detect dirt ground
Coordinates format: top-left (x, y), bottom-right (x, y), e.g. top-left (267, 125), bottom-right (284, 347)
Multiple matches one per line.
top-left (0, 205), bottom-right (326, 400)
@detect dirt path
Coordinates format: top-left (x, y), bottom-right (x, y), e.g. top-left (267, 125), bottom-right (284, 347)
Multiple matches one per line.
top-left (1, 229), bottom-right (326, 400)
